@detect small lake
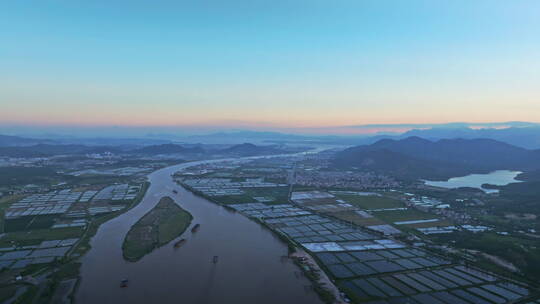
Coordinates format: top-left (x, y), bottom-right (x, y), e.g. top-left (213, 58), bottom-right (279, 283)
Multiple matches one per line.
top-left (424, 170), bottom-right (522, 193)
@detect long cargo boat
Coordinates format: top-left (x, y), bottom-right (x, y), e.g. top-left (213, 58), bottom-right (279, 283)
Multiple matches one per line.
top-left (174, 239), bottom-right (186, 248)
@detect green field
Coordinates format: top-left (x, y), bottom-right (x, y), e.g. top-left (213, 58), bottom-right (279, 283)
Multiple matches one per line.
top-left (373, 208), bottom-right (438, 223)
top-left (337, 195), bottom-right (404, 209)
top-left (4, 215), bottom-right (58, 232)
top-left (158, 211), bottom-right (192, 242)
top-left (0, 167), bottom-right (62, 187)
top-left (200, 187), bottom-right (290, 205)
top-left (0, 195), bottom-right (25, 233)
top-left (122, 196), bottom-right (193, 261)
top-left (432, 232), bottom-right (540, 284)
top-left (0, 285), bottom-right (17, 303)
top-left (0, 227), bottom-right (85, 247)
top-left (331, 211), bottom-right (385, 227)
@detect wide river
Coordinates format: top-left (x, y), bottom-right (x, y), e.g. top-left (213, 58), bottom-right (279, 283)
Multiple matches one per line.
top-left (76, 155), bottom-right (323, 304)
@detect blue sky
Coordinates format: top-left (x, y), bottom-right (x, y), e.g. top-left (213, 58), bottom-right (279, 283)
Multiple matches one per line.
top-left (1, 1), bottom-right (540, 133)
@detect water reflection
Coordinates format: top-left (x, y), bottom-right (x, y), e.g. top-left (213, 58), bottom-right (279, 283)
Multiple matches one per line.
top-left (76, 157), bottom-right (323, 304)
top-left (424, 170), bottom-right (522, 193)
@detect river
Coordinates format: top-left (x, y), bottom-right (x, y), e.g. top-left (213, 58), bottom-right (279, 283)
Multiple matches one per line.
top-left (76, 155), bottom-right (323, 304)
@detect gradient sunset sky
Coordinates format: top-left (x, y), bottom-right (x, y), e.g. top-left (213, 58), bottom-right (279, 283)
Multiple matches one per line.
top-left (2, 1), bottom-right (540, 133)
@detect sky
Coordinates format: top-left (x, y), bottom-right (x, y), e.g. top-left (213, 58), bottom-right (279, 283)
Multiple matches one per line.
top-left (1, 1), bottom-right (540, 134)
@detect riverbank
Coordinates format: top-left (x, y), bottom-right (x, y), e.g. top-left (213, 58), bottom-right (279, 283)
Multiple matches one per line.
top-left (122, 196), bottom-right (193, 262)
top-left (76, 152), bottom-right (325, 304)
top-left (57, 182), bottom-right (151, 302)
top-left (1, 182), bottom-right (152, 304)
top-left (291, 249), bottom-right (346, 304)
top-left (179, 182), bottom-right (342, 304)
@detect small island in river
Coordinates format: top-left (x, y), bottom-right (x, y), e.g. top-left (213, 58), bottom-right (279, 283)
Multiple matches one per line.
top-left (122, 196), bottom-right (193, 262)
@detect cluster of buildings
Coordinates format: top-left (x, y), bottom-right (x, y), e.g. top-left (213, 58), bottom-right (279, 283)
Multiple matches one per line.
top-left (291, 191), bottom-right (358, 213)
top-left (293, 170), bottom-right (400, 189)
top-left (407, 196), bottom-right (450, 210)
top-left (403, 194), bottom-right (477, 225)
top-left (68, 166), bottom-right (151, 177)
top-left (0, 157), bottom-right (48, 167)
top-left (417, 225), bottom-right (493, 235)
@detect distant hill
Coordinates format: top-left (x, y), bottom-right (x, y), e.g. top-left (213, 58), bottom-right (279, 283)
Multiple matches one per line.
top-left (0, 144), bottom-right (122, 157)
top-left (515, 169), bottom-right (540, 182)
top-left (0, 166), bottom-right (61, 186)
top-left (131, 144), bottom-right (205, 155)
top-left (398, 126), bottom-right (540, 149)
top-left (52, 137), bottom-right (171, 147)
top-left (0, 147), bottom-right (47, 157)
top-left (333, 137), bottom-right (540, 180)
top-left (218, 143), bottom-right (285, 156)
top-left (367, 137), bottom-right (537, 169)
top-left (0, 142), bottom-right (206, 157)
top-left (182, 131), bottom-right (324, 144)
top-left (0, 135), bottom-right (56, 147)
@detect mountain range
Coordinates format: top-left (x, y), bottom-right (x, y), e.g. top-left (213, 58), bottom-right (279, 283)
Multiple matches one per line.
top-left (158, 125), bottom-right (540, 149)
top-left (333, 137), bottom-right (540, 180)
top-left (217, 143), bottom-right (286, 156)
top-left (0, 144), bottom-right (129, 158)
top-left (0, 142), bottom-right (291, 158)
top-left (0, 135), bottom-right (56, 147)
top-left (4, 122), bottom-right (540, 148)
top-left (132, 144), bottom-right (205, 155)
top-left (396, 126), bottom-right (540, 150)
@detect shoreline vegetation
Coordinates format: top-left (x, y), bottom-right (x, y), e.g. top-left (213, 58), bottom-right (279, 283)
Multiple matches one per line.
top-left (122, 196), bottom-right (193, 262)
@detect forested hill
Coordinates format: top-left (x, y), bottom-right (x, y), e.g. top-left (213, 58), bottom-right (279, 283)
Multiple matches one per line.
top-left (333, 137), bottom-right (540, 180)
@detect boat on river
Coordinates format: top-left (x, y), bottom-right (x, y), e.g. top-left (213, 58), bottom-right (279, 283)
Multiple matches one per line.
top-left (174, 239), bottom-right (186, 248)
top-left (120, 279), bottom-right (129, 288)
top-left (191, 223), bottom-right (200, 233)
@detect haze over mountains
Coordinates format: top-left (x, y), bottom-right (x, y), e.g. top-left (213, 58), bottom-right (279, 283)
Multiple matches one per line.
top-left (3, 122), bottom-right (540, 148)
top-left (393, 126), bottom-right (540, 150)
top-left (130, 143), bottom-right (286, 157)
top-left (3, 123), bottom-right (540, 176)
top-left (132, 144), bottom-right (205, 155)
top-left (0, 142), bottom-right (294, 158)
top-left (0, 135), bottom-right (56, 147)
top-left (0, 134), bottom-right (170, 148)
